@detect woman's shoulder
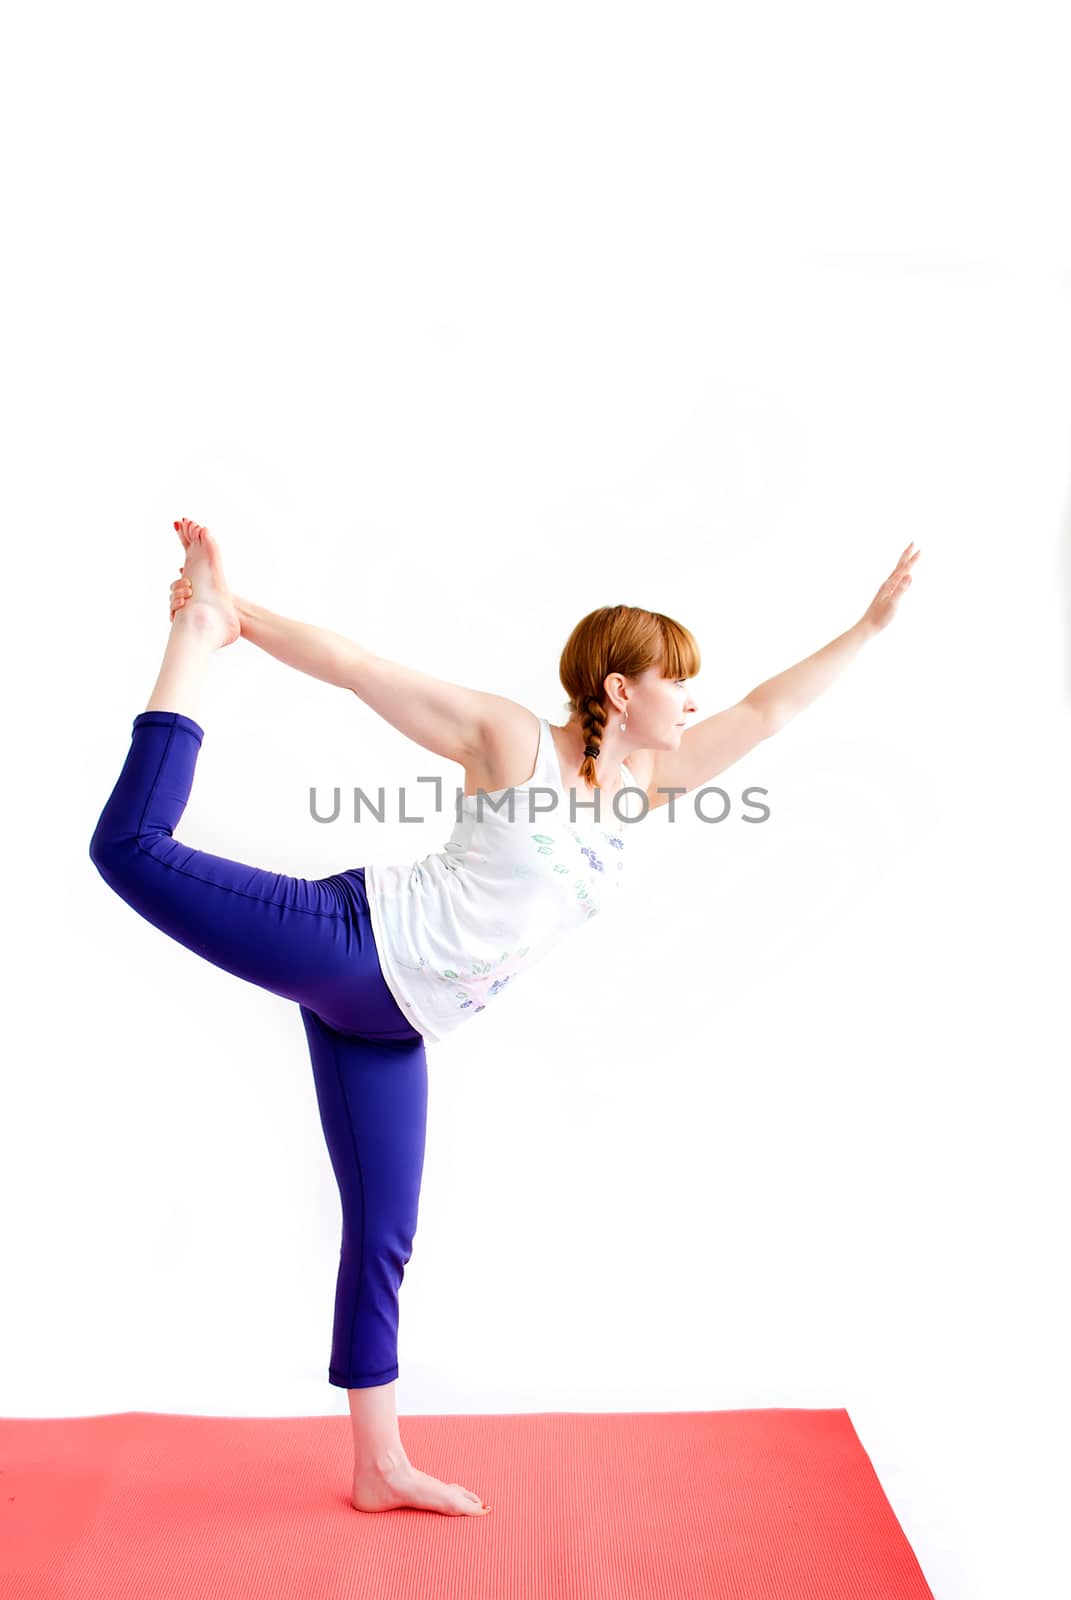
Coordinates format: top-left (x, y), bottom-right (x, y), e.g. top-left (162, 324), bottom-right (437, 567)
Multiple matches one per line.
top-left (464, 703), bottom-right (655, 805)
top-left (462, 702), bottom-right (544, 798)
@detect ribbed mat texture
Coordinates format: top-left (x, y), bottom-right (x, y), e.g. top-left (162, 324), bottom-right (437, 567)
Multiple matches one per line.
top-left (1, 1406), bottom-right (933, 1598)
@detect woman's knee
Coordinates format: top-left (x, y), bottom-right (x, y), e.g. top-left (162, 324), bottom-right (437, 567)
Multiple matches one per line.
top-left (89, 822), bottom-right (129, 881)
top-left (89, 820), bottom-right (158, 886)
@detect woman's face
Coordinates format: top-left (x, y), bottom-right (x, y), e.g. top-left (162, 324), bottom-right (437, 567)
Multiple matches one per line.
top-left (622, 662), bottom-right (698, 749)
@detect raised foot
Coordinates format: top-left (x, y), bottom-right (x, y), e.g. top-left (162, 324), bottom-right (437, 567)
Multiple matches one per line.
top-left (351, 1461), bottom-right (490, 1517)
top-left (170, 517), bottom-right (240, 647)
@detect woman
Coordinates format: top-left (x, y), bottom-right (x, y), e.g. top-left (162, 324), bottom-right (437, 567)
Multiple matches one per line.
top-left (89, 517), bottom-right (919, 1517)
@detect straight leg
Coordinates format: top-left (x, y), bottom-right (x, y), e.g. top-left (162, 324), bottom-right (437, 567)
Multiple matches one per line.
top-left (299, 1006), bottom-right (428, 1394)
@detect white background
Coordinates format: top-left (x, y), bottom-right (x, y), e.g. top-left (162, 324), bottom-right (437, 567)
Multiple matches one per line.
top-left (3, 3), bottom-right (1070, 1596)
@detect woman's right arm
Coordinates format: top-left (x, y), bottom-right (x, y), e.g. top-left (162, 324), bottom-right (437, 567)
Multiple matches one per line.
top-left (234, 596), bottom-right (502, 767)
top-left (235, 596), bottom-right (367, 689)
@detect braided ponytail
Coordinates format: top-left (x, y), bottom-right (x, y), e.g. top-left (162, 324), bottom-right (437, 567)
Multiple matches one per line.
top-left (578, 696), bottom-right (608, 789)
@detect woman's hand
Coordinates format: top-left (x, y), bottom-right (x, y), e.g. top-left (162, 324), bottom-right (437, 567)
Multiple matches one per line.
top-left (862, 543), bottom-right (921, 634)
top-left (169, 570), bottom-right (192, 623)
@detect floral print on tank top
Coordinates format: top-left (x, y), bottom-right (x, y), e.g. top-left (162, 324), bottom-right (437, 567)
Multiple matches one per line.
top-left (409, 820), bottom-right (627, 1017)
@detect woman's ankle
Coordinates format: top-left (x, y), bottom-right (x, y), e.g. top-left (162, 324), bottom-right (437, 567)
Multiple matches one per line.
top-left (347, 1379), bottom-right (406, 1477)
top-left (353, 1444), bottom-right (408, 1480)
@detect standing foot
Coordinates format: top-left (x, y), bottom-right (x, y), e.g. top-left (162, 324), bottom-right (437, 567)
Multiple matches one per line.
top-left (351, 1460), bottom-right (491, 1516)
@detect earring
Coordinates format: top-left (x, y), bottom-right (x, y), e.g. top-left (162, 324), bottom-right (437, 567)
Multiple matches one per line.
top-left (620, 710), bottom-right (628, 732)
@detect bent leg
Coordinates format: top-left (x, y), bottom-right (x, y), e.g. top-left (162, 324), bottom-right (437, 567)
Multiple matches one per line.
top-left (300, 1006), bottom-right (429, 1388)
top-left (89, 710), bottom-right (410, 1038)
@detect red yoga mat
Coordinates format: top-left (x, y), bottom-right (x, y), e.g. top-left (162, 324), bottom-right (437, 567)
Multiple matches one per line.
top-left (1, 1406), bottom-right (934, 1599)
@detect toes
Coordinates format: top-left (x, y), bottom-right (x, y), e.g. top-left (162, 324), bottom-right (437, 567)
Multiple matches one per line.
top-left (173, 517), bottom-right (207, 547)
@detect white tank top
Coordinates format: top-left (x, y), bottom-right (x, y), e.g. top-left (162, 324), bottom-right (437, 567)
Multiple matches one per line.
top-left (364, 716), bottom-right (640, 1043)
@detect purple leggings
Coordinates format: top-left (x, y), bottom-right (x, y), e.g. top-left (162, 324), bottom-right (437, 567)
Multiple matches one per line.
top-left (89, 710), bottom-right (428, 1390)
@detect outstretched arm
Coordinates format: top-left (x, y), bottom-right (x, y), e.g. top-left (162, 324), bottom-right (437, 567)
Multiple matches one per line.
top-left (228, 596), bottom-right (503, 767)
top-left (646, 543), bottom-right (921, 803)
top-left (167, 547), bottom-right (500, 766)
top-left (747, 620), bottom-right (874, 736)
top-left (746, 542), bottom-right (921, 734)
top-left (233, 596), bottom-right (367, 689)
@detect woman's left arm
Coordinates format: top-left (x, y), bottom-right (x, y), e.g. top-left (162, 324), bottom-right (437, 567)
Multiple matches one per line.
top-left (642, 544), bottom-right (922, 805)
top-left (747, 542), bottom-right (921, 736)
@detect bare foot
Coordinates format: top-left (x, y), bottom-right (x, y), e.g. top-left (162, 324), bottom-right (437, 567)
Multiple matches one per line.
top-left (352, 1459), bottom-right (491, 1517)
top-left (169, 518), bottom-right (240, 647)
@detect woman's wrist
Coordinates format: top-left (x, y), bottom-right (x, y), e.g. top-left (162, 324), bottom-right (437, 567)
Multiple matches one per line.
top-left (234, 595), bottom-right (258, 634)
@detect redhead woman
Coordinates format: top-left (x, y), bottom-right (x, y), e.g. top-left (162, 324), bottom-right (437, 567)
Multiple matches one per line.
top-left (89, 518), bottom-right (919, 1517)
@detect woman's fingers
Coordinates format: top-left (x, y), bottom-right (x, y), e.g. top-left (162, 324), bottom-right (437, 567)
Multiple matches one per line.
top-left (891, 546), bottom-right (921, 580)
